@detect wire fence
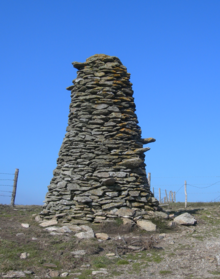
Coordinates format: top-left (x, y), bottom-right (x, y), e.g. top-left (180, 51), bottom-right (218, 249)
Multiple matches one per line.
top-left (0, 172), bottom-right (14, 198)
top-left (148, 174), bottom-right (220, 205)
top-left (0, 169), bottom-right (19, 205)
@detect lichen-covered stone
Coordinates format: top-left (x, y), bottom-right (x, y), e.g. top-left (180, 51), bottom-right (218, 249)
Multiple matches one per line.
top-left (41, 54), bottom-right (158, 222)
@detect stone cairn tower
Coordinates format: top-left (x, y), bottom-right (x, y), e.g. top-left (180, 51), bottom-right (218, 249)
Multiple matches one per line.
top-left (41, 54), bottom-right (159, 224)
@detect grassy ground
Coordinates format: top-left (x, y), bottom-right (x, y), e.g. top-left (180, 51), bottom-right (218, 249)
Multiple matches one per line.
top-left (1, 202), bottom-right (220, 278)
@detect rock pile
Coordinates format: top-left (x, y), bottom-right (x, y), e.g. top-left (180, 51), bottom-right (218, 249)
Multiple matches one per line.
top-left (41, 54), bottom-right (159, 224)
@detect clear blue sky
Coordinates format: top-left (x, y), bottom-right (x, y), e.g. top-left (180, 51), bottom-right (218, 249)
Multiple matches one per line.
top-left (1, 0), bottom-right (220, 205)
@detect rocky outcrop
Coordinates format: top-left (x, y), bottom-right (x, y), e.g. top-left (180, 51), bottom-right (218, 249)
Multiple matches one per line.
top-left (41, 54), bottom-right (159, 223)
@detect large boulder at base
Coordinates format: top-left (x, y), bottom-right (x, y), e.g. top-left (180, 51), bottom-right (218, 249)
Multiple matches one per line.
top-left (137, 220), bottom-right (156, 231)
top-left (174, 213), bottom-right (197, 225)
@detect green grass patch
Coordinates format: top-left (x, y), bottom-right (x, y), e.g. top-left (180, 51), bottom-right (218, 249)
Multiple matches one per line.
top-left (193, 235), bottom-right (204, 241)
top-left (78, 269), bottom-right (92, 279)
top-left (92, 256), bottom-right (116, 268)
top-left (209, 270), bottom-right (220, 275)
top-left (115, 217), bottom-right (123, 225)
top-left (117, 259), bottom-right (129, 265)
top-left (132, 262), bottom-right (148, 272)
top-left (159, 270), bottom-right (172, 275)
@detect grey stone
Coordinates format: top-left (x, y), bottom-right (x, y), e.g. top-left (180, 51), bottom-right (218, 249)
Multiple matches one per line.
top-left (57, 181), bottom-right (67, 188)
top-left (93, 104), bottom-right (109, 110)
top-left (109, 172), bottom-right (127, 178)
top-left (71, 250), bottom-right (86, 256)
top-left (118, 158), bottom-right (142, 168)
top-left (117, 207), bottom-right (135, 217)
top-left (95, 233), bottom-right (110, 240)
top-left (102, 202), bottom-right (124, 210)
top-left (21, 223), bottom-right (30, 228)
top-left (101, 178), bottom-right (116, 186)
top-left (94, 172), bottom-right (109, 178)
top-left (20, 252), bottom-right (29, 259)
top-left (60, 272), bottom-right (69, 277)
top-left (2, 271), bottom-right (26, 278)
top-left (75, 226), bottom-right (94, 239)
top-left (174, 213), bottom-right (197, 225)
top-left (39, 219), bottom-right (58, 227)
top-left (89, 189), bottom-right (103, 196)
top-left (137, 220), bottom-right (156, 231)
top-left (129, 191), bottom-right (140, 197)
top-left (74, 197), bottom-right (92, 203)
top-left (16, 233), bottom-right (25, 237)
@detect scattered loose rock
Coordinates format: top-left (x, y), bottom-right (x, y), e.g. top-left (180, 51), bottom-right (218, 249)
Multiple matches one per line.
top-left (2, 271), bottom-right (26, 278)
top-left (49, 270), bottom-right (59, 277)
top-left (75, 225), bottom-right (94, 239)
top-left (60, 272), bottom-right (69, 277)
top-left (39, 219), bottom-right (58, 227)
top-left (21, 223), bottom-right (29, 228)
top-left (174, 213), bottom-right (197, 225)
top-left (122, 218), bottom-right (135, 226)
top-left (71, 250), bottom-right (86, 257)
top-left (16, 233), bottom-right (25, 237)
top-left (20, 252), bottom-right (29, 259)
top-left (95, 233), bottom-right (110, 240)
top-left (92, 269), bottom-right (108, 275)
top-left (137, 220), bottom-right (156, 231)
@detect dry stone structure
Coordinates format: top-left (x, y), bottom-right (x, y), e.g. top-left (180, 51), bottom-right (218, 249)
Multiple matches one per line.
top-left (41, 54), bottom-right (159, 224)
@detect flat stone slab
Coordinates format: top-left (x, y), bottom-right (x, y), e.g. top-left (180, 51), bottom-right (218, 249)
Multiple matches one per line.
top-left (71, 250), bottom-right (86, 257)
top-left (44, 226), bottom-right (72, 233)
top-left (137, 220), bottom-right (156, 231)
top-left (75, 225), bottom-right (95, 239)
top-left (2, 271), bottom-right (26, 278)
top-left (95, 233), bottom-right (110, 240)
top-left (174, 213), bottom-right (197, 225)
top-left (39, 219), bottom-right (58, 227)
top-left (21, 223), bottom-right (30, 228)
top-left (117, 207), bottom-right (135, 217)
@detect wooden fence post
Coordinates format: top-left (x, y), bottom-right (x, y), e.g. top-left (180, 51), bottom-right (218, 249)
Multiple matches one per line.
top-left (165, 190), bottom-right (168, 203)
top-left (147, 172), bottom-right (151, 190)
top-left (159, 188), bottom-right (161, 203)
top-left (11, 168), bottom-right (19, 207)
top-left (185, 181), bottom-right (187, 208)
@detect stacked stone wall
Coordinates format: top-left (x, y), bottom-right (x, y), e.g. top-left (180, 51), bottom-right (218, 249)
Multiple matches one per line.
top-left (41, 54), bottom-right (159, 224)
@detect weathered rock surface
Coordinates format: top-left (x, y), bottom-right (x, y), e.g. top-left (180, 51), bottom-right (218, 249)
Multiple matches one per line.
top-left (174, 213), bottom-right (197, 225)
top-left (39, 219), bottom-right (58, 227)
top-left (20, 252), bottom-right (29, 259)
top-left (21, 223), bottom-right (29, 228)
top-left (75, 225), bottom-right (95, 239)
top-left (137, 220), bottom-right (157, 231)
top-left (2, 271), bottom-right (26, 278)
top-left (95, 232), bottom-right (110, 240)
top-left (71, 250), bottom-right (86, 257)
top-left (41, 54), bottom-right (158, 223)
